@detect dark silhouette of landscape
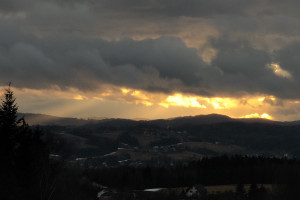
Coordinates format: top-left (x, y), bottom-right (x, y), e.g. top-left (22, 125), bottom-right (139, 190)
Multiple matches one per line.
top-left (2, 86), bottom-right (300, 200)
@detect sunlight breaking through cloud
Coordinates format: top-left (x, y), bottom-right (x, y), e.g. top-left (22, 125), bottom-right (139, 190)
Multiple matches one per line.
top-left (267, 63), bottom-right (292, 79)
top-left (206, 97), bottom-right (238, 109)
top-left (160, 93), bottom-right (207, 108)
top-left (4, 85), bottom-right (300, 121)
top-left (159, 94), bottom-right (240, 109)
top-left (240, 113), bottom-right (273, 120)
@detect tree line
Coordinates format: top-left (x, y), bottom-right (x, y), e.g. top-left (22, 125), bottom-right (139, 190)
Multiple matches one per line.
top-left (83, 155), bottom-right (300, 189)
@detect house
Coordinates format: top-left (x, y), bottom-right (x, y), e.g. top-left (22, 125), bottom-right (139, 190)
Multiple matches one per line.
top-left (186, 184), bottom-right (207, 199)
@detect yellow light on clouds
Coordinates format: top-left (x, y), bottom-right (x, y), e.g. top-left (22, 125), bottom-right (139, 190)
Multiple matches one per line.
top-left (73, 95), bottom-right (87, 100)
top-left (240, 113), bottom-right (273, 120)
top-left (119, 88), bottom-right (153, 106)
top-left (267, 63), bottom-right (292, 79)
top-left (131, 91), bottom-right (149, 100)
top-left (160, 93), bottom-right (207, 108)
top-left (121, 88), bottom-right (131, 94)
top-left (206, 97), bottom-right (238, 109)
top-left (257, 96), bottom-right (276, 102)
top-left (4, 85), bottom-right (294, 121)
top-left (159, 94), bottom-right (240, 109)
top-left (100, 91), bottom-right (112, 97)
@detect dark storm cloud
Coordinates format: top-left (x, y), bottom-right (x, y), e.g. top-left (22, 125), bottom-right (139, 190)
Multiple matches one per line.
top-left (97, 0), bottom-right (253, 17)
top-left (275, 42), bottom-right (300, 76)
top-left (0, 0), bottom-right (37, 13)
top-left (203, 37), bottom-right (297, 98)
top-left (1, 0), bottom-right (300, 99)
top-left (0, 25), bottom-right (206, 93)
top-left (3, 0), bottom-right (300, 38)
top-left (2, 0), bottom-right (300, 18)
top-left (96, 0), bottom-right (300, 39)
top-left (49, 0), bottom-right (300, 19)
top-left (0, 23), bottom-right (298, 99)
top-left (271, 42), bottom-right (300, 99)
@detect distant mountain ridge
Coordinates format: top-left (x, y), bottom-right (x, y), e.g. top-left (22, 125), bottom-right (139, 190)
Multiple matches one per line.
top-left (18, 113), bottom-right (93, 126)
top-left (20, 112), bottom-right (300, 126)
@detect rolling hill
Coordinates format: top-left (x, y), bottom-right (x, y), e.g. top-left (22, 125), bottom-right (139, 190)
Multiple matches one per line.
top-left (23, 113), bottom-right (300, 167)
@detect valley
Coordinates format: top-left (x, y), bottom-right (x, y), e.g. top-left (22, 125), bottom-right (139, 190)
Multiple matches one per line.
top-left (22, 113), bottom-right (300, 167)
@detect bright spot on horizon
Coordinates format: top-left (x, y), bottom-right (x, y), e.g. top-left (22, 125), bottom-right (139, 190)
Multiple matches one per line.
top-left (258, 97), bottom-right (265, 102)
top-left (240, 113), bottom-right (273, 120)
top-left (257, 96), bottom-right (276, 102)
top-left (121, 88), bottom-right (131, 95)
top-left (206, 97), bottom-right (238, 109)
top-left (159, 94), bottom-right (240, 109)
top-left (160, 93), bottom-right (207, 108)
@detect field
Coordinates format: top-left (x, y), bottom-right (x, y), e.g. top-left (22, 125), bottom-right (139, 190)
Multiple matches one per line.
top-left (205, 184), bottom-right (272, 194)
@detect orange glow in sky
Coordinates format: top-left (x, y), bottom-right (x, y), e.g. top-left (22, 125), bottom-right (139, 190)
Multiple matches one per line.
top-left (3, 86), bottom-right (300, 121)
top-left (160, 93), bottom-right (207, 108)
top-left (73, 95), bottom-right (87, 100)
top-left (240, 113), bottom-right (273, 120)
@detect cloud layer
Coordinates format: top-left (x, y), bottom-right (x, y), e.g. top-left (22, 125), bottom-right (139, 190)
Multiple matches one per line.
top-left (1, 0), bottom-right (300, 100)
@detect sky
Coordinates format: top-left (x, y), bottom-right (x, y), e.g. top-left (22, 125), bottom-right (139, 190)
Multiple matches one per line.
top-left (1, 0), bottom-right (300, 121)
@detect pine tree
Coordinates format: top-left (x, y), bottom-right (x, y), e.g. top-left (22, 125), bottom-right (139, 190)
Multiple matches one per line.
top-left (0, 84), bottom-right (52, 200)
top-left (0, 83), bottom-right (20, 199)
top-left (0, 83), bottom-right (18, 132)
top-left (0, 83), bottom-right (19, 163)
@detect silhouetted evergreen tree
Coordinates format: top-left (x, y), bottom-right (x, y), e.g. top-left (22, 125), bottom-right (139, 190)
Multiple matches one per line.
top-left (0, 84), bottom-right (19, 199)
top-left (0, 84), bottom-right (52, 200)
top-left (0, 83), bottom-right (18, 130)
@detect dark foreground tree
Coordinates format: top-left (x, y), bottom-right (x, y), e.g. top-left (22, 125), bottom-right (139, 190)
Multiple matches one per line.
top-left (0, 84), bottom-right (53, 200)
